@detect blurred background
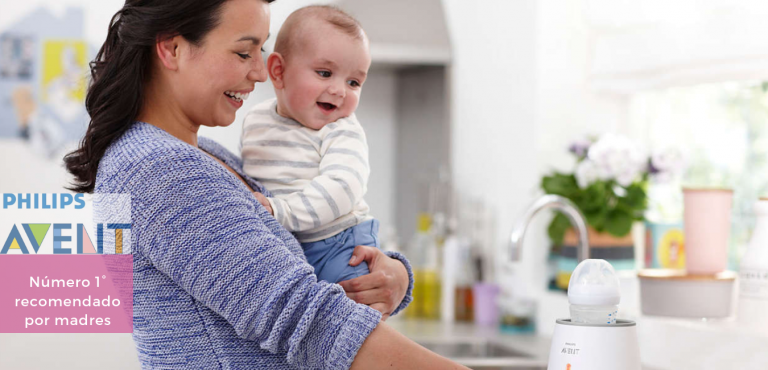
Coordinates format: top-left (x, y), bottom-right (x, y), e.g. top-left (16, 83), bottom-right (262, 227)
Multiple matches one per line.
top-left (2, 0), bottom-right (768, 369)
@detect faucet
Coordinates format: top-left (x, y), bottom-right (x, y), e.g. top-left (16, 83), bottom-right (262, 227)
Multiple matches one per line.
top-left (509, 194), bottom-right (590, 263)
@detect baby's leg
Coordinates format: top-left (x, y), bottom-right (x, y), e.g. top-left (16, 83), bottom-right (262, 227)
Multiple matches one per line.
top-left (332, 219), bottom-right (380, 283)
top-left (325, 246), bottom-right (370, 283)
top-left (303, 219), bottom-right (380, 284)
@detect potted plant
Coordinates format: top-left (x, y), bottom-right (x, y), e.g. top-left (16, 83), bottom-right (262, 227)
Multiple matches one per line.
top-left (542, 133), bottom-right (683, 288)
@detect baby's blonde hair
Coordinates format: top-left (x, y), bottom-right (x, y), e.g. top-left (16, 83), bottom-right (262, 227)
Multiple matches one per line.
top-left (274, 5), bottom-right (366, 62)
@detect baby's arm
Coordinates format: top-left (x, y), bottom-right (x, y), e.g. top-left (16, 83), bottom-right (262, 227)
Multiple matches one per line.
top-left (268, 116), bottom-right (369, 232)
top-left (253, 191), bottom-right (273, 215)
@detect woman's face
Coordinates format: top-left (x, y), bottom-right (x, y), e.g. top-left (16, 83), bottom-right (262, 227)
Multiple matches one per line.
top-left (173, 0), bottom-right (270, 129)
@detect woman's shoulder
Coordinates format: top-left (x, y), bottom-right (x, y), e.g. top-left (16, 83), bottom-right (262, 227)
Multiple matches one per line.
top-left (97, 122), bottom-right (218, 190)
top-left (198, 136), bottom-right (241, 166)
top-left (107, 122), bottom-right (199, 159)
top-left (107, 122), bottom-right (237, 165)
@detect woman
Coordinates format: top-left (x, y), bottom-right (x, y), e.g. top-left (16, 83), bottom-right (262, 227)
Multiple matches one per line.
top-left (64, 0), bottom-right (467, 369)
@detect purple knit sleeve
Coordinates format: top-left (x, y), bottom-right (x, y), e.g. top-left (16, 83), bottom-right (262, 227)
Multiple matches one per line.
top-left (385, 251), bottom-right (414, 316)
top-left (130, 147), bottom-right (382, 369)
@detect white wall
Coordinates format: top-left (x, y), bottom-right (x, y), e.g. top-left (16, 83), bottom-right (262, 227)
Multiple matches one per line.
top-left (442, 0), bottom-right (540, 283)
top-left (354, 68), bottom-right (398, 237)
top-left (535, 0), bottom-right (629, 170)
top-left (532, 0), bottom-right (631, 334)
top-left (443, 0), bottom-right (632, 334)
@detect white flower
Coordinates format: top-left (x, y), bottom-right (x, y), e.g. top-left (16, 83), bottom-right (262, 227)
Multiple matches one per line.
top-left (576, 159), bottom-right (600, 188)
top-left (587, 133), bottom-right (645, 187)
top-left (650, 147), bottom-right (685, 183)
top-left (569, 138), bottom-right (593, 158)
top-left (615, 166), bottom-right (641, 187)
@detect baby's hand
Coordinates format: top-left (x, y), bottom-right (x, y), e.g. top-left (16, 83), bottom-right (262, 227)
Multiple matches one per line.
top-left (252, 192), bottom-right (274, 215)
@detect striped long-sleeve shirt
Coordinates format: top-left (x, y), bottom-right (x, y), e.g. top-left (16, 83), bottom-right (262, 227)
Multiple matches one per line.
top-left (242, 98), bottom-right (373, 243)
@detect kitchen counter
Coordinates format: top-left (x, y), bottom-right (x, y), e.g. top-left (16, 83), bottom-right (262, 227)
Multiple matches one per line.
top-left (390, 315), bottom-right (768, 370)
top-left (637, 315), bottom-right (768, 369)
top-left (389, 318), bottom-right (668, 369)
top-left (388, 318), bottom-right (550, 369)
top-left (389, 318), bottom-right (552, 358)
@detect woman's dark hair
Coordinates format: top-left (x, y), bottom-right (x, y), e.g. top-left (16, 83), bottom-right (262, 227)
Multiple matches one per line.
top-left (64, 0), bottom-right (275, 193)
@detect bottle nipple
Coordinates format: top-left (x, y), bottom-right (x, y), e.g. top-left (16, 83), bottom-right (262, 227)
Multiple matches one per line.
top-left (568, 259), bottom-right (621, 324)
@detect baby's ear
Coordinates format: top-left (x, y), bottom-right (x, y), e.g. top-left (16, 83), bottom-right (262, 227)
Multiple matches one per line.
top-left (267, 53), bottom-right (286, 88)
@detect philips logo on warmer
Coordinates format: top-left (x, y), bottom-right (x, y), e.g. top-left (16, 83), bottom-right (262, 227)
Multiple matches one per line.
top-left (3, 193), bottom-right (86, 210)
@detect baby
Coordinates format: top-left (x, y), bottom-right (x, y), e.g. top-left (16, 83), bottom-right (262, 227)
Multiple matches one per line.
top-left (241, 5), bottom-right (376, 284)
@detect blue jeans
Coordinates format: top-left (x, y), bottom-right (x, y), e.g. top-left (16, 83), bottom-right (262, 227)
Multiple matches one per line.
top-left (300, 219), bottom-right (380, 283)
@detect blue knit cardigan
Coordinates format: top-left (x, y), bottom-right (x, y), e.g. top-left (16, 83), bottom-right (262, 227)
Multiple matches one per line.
top-left (96, 122), bottom-right (414, 369)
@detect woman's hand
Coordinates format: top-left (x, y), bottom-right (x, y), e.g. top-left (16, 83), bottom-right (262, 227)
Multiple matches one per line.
top-left (338, 245), bottom-right (409, 320)
top-left (252, 192), bottom-right (273, 215)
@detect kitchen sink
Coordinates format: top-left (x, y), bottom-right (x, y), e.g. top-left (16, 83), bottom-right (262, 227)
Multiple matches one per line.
top-left (416, 339), bottom-right (548, 370)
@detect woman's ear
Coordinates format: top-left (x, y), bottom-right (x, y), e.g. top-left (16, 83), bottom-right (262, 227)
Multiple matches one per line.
top-left (268, 52), bottom-right (286, 88)
top-left (155, 35), bottom-right (182, 71)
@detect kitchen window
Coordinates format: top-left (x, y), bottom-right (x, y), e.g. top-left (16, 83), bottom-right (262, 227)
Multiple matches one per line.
top-left (628, 81), bottom-right (768, 268)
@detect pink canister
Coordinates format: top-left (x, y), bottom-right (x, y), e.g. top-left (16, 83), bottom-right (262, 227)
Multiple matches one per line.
top-left (683, 188), bottom-right (733, 275)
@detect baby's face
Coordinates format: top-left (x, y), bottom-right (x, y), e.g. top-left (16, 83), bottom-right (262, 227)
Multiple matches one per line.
top-left (277, 24), bottom-right (371, 130)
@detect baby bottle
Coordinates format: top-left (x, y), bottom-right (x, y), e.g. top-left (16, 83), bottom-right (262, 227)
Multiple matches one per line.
top-left (568, 259), bottom-right (620, 324)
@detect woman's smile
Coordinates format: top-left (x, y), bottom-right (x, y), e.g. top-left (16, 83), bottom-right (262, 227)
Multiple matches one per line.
top-left (224, 90), bottom-right (251, 108)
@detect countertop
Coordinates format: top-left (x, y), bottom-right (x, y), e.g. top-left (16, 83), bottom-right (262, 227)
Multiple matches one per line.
top-left (388, 318), bottom-right (550, 369)
top-left (389, 316), bottom-right (768, 370)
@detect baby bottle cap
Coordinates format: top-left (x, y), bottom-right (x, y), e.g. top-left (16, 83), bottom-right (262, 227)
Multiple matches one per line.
top-left (567, 259), bottom-right (621, 306)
